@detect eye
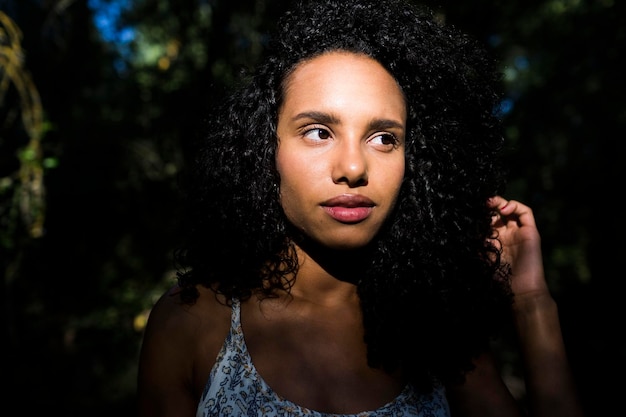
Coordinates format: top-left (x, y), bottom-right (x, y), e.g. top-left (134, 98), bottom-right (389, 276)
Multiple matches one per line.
top-left (303, 127), bottom-right (332, 141)
top-left (369, 133), bottom-right (399, 148)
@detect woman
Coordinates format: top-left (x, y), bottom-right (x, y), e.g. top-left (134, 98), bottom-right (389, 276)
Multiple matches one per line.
top-left (137, 0), bottom-right (584, 416)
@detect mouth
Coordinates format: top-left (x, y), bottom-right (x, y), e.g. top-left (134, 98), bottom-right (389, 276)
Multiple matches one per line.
top-left (321, 194), bottom-right (375, 223)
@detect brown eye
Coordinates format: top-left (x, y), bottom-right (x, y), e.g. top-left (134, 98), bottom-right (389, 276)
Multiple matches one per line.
top-left (379, 133), bottom-right (397, 145)
top-left (370, 133), bottom-right (398, 147)
top-left (304, 128), bottom-right (331, 141)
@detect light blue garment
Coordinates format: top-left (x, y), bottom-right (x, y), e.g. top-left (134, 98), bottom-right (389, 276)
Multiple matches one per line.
top-left (196, 298), bottom-right (451, 417)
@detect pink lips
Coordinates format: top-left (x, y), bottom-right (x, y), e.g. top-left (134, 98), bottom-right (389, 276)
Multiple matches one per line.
top-left (321, 194), bottom-right (375, 223)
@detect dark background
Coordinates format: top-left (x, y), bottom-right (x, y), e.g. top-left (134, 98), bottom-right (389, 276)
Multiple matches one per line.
top-left (1, 0), bottom-right (623, 415)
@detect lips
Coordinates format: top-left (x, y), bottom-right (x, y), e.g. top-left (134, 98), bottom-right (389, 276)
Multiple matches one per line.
top-left (321, 194), bottom-right (375, 223)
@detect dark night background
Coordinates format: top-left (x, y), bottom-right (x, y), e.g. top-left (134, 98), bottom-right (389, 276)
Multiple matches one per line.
top-left (1, 0), bottom-right (623, 415)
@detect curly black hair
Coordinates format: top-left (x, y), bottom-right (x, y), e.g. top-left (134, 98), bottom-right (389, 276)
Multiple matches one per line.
top-left (175, 0), bottom-right (513, 392)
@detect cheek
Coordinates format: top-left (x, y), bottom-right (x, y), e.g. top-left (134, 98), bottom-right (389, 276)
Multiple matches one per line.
top-left (275, 154), bottom-right (309, 229)
top-left (275, 150), bottom-right (296, 190)
top-left (387, 157), bottom-right (405, 185)
top-left (386, 159), bottom-right (405, 204)
top-left (275, 149), bottom-right (309, 206)
top-left (276, 148), bottom-right (322, 187)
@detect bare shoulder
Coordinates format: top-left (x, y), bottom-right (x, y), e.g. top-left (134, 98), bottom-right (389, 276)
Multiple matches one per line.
top-left (138, 284), bottom-right (231, 417)
top-left (144, 285), bottom-right (230, 335)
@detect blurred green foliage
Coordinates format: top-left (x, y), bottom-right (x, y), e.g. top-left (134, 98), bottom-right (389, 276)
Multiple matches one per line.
top-left (1, 0), bottom-right (623, 415)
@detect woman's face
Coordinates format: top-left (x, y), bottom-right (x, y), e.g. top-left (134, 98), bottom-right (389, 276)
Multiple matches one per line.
top-left (276, 51), bottom-right (406, 250)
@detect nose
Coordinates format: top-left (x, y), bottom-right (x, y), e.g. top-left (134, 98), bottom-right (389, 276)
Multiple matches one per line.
top-left (332, 139), bottom-right (368, 187)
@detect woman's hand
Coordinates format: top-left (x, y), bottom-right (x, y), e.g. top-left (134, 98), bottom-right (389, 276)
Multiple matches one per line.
top-left (487, 196), bottom-right (549, 301)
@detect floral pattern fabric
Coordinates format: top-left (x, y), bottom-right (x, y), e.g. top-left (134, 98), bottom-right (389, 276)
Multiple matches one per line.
top-left (196, 299), bottom-right (451, 417)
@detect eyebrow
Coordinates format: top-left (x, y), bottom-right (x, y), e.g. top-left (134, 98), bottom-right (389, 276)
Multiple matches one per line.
top-left (291, 111), bottom-right (405, 131)
top-left (292, 111), bottom-right (340, 125)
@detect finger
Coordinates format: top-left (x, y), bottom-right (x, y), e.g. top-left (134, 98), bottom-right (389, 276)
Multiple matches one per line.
top-left (486, 196), bottom-right (509, 227)
top-left (499, 199), bottom-right (537, 228)
top-left (486, 195), bottom-right (505, 210)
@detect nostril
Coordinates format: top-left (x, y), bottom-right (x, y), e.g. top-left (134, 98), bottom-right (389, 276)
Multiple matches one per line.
top-left (334, 175), bottom-right (368, 187)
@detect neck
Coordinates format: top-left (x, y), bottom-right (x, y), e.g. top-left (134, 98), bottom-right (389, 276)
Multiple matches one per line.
top-left (287, 237), bottom-right (372, 306)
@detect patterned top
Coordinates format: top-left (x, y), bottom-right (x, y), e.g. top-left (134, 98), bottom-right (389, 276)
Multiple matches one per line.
top-left (196, 299), bottom-right (451, 417)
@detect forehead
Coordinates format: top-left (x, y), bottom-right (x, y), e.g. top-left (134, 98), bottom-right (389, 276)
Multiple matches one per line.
top-left (284, 51), bottom-right (398, 88)
top-left (281, 51), bottom-right (406, 115)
